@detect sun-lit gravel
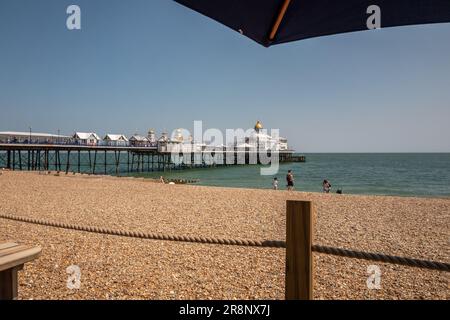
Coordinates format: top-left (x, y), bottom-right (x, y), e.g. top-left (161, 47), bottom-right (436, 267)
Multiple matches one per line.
top-left (0, 171), bottom-right (448, 300)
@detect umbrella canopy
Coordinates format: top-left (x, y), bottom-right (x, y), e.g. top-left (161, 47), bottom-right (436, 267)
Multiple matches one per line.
top-left (174, 0), bottom-right (450, 47)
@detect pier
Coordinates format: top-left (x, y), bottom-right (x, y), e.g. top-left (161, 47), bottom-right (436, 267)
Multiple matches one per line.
top-left (0, 143), bottom-right (304, 175)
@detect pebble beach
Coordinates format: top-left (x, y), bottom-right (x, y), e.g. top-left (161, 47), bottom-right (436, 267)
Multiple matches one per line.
top-left (0, 171), bottom-right (448, 300)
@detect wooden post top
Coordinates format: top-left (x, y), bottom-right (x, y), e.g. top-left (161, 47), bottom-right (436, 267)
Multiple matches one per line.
top-left (0, 242), bottom-right (42, 272)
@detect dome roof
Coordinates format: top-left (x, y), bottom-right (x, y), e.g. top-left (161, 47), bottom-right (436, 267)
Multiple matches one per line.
top-left (254, 121), bottom-right (263, 130)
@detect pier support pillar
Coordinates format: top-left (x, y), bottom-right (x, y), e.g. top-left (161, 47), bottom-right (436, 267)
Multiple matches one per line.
top-left (66, 151), bottom-right (71, 174)
top-left (18, 150), bottom-right (22, 170)
top-left (37, 151), bottom-right (41, 171)
top-left (6, 150), bottom-right (11, 169)
top-left (88, 151), bottom-right (92, 173)
top-left (92, 151), bottom-right (97, 174)
top-left (45, 150), bottom-right (49, 171)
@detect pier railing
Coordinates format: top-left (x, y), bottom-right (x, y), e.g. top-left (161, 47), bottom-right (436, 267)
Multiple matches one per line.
top-left (0, 200), bottom-right (448, 299)
top-left (0, 141), bottom-right (157, 148)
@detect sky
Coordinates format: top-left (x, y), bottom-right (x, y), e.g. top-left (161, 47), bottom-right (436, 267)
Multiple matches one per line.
top-left (0, 0), bottom-right (449, 152)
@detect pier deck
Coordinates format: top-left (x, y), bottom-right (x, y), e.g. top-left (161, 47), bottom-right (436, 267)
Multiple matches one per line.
top-left (0, 143), bottom-right (304, 175)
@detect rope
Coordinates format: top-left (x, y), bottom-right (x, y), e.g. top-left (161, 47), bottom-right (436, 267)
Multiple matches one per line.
top-left (0, 213), bottom-right (285, 248)
top-left (1, 213), bottom-right (448, 272)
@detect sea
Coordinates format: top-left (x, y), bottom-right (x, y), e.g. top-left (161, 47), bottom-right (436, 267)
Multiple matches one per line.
top-left (129, 153), bottom-right (450, 198)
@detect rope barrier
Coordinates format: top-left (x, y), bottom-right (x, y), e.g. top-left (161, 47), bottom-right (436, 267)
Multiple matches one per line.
top-left (1, 213), bottom-right (448, 272)
top-left (0, 213), bottom-right (285, 248)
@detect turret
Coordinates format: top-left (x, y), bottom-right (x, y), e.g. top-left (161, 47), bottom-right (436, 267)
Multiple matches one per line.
top-left (147, 129), bottom-right (156, 143)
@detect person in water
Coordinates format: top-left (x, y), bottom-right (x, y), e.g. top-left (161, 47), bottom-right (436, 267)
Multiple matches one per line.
top-left (272, 177), bottom-right (279, 190)
top-left (286, 170), bottom-right (294, 191)
top-left (323, 179), bottom-right (332, 193)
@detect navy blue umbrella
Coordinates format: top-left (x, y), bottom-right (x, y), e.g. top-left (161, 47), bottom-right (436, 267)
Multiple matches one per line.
top-left (174, 0), bottom-right (450, 47)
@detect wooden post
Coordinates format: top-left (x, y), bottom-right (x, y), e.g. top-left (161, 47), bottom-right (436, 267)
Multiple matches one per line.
top-left (285, 200), bottom-right (314, 300)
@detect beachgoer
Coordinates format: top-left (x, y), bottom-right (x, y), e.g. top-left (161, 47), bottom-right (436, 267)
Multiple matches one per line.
top-left (286, 170), bottom-right (294, 191)
top-left (323, 179), bottom-right (332, 193)
top-left (272, 177), bottom-right (279, 190)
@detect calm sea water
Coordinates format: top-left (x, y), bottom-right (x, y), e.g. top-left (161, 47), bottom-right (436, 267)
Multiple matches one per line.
top-left (130, 153), bottom-right (450, 197)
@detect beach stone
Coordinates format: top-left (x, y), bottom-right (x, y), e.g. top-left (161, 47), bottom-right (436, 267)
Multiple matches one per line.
top-left (0, 171), bottom-right (448, 300)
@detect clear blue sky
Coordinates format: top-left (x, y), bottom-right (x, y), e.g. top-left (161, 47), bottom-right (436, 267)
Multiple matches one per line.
top-left (1, 0), bottom-right (449, 152)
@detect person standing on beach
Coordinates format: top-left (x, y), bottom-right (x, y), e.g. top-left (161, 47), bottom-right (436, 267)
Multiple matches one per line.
top-left (286, 170), bottom-right (294, 191)
top-left (323, 179), bottom-right (332, 193)
top-left (272, 177), bottom-right (279, 190)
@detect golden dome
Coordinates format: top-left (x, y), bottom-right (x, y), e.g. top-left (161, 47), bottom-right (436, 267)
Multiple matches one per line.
top-left (255, 121), bottom-right (263, 130)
